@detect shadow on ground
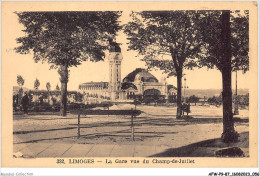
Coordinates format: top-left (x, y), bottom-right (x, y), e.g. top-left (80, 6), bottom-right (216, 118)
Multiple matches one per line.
top-left (13, 116), bottom-right (248, 136)
top-left (182, 116), bottom-right (248, 123)
top-left (15, 128), bottom-right (167, 144)
top-left (149, 132), bottom-right (249, 157)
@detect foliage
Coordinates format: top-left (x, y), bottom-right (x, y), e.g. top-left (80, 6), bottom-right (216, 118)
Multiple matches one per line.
top-left (124, 11), bottom-right (206, 77)
top-left (233, 93), bottom-right (249, 106)
top-left (17, 75), bottom-right (25, 87)
top-left (207, 95), bottom-right (222, 105)
top-left (15, 11), bottom-right (122, 68)
top-left (186, 95), bottom-right (199, 103)
top-left (46, 82), bottom-right (51, 103)
top-left (198, 10), bottom-right (249, 72)
top-left (18, 88), bottom-right (24, 95)
top-left (34, 78), bottom-right (40, 90)
top-left (230, 11), bottom-right (249, 72)
top-left (124, 10), bottom-right (248, 79)
top-left (56, 84), bottom-right (60, 91)
top-left (75, 92), bottom-right (83, 102)
top-left (168, 95), bottom-right (177, 103)
top-left (239, 94), bottom-right (249, 106)
top-left (46, 82), bottom-right (51, 91)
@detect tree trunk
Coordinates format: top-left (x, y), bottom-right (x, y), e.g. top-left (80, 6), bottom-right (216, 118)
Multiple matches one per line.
top-left (169, 47), bottom-right (183, 119)
top-left (221, 68), bottom-right (237, 142)
top-left (234, 70), bottom-right (239, 115)
top-left (176, 70), bottom-right (182, 119)
top-left (59, 65), bottom-right (69, 116)
top-left (220, 10), bottom-right (238, 143)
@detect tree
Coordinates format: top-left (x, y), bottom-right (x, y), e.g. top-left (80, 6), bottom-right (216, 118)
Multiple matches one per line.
top-left (199, 10), bottom-right (249, 142)
top-left (46, 82), bottom-right (51, 91)
top-left (17, 75), bottom-right (25, 104)
top-left (15, 11), bottom-right (121, 116)
top-left (17, 75), bottom-right (25, 87)
top-left (34, 78), bottom-right (40, 90)
top-left (56, 84), bottom-right (60, 91)
top-left (33, 78), bottom-right (40, 105)
top-left (231, 11), bottom-right (249, 72)
top-left (75, 92), bottom-right (83, 102)
top-left (239, 93), bottom-right (249, 106)
top-left (199, 10), bottom-right (249, 72)
top-left (124, 11), bottom-right (206, 119)
top-left (186, 95), bottom-right (199, 105)
top-left (208, 95), bottom-right (222, 106)
top-left (46, 82), bottom-right (51, 103)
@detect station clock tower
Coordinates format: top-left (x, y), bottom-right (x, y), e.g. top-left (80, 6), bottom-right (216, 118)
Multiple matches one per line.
top-left (108, 39), bottom-right (123, 100)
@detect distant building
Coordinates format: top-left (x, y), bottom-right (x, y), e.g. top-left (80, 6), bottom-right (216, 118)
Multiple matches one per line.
top-left (167, 85), bottom-right (177, 96)
top-left (79, 82), bottom-right (110, 104)
top-left (78, 40), bottom-right (177, 103)
top-left (120, 68), bottom-right (168, 100)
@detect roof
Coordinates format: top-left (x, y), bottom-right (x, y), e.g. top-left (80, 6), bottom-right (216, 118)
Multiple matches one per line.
top-left (80, 82), bottom-right (109, 85)
top-left (123, 68), bottom-right (159, 83)
top-left (121, 82), bottom-right (137, 90)
top-left (167, 84), bottom-right (177, 90)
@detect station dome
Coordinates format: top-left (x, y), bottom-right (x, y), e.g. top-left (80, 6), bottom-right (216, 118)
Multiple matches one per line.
top-left (122, 68), bottom-right (159, 83)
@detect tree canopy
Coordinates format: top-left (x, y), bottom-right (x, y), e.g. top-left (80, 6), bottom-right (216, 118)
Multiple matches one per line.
top-left (46, 82), bottom-right (51, 91)
top-left (15, 11), bottom-right (122, 68)
top-left (124, 11), bottom-right (248, 76)
top-left (56, 84), bottom-right (60, 91)
top-left (124, 11), bottom-right (206, 77)
top-left (198, 10), bottom-right (249, 72)
top-left (17, 75), bottom-right (24, 87)
top-left (34, 78), bottom-right (40, 90)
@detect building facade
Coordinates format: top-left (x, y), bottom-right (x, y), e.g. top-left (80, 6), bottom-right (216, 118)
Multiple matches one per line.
top-left (120, 68), bottom-right (168, 100)
top-left (78, 82), bottom-right (110, 104)
top-left (78, 40), bottom-right (177, 103)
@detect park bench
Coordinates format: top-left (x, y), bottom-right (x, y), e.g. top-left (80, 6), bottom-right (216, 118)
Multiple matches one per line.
top-left (70, 106), bottom-right (142, 141)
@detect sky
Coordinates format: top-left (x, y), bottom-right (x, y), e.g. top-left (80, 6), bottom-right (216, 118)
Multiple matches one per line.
top-left (6, 10), bottom-right (249, 91)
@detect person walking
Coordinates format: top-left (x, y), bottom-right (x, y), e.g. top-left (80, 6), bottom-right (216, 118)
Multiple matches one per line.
top-left (21, 92), bottom-right (29, 115)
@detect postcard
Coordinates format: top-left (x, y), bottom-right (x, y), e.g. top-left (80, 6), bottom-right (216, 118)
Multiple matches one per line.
top-left (1, 1), bottom-right (258, 169)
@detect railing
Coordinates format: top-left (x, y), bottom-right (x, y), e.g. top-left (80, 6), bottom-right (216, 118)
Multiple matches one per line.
top-left (70, 109), bottom-right (142, 141)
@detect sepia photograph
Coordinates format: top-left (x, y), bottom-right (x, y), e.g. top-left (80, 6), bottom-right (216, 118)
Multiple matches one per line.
top-left (1, 1), bottom-right (258, 170)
